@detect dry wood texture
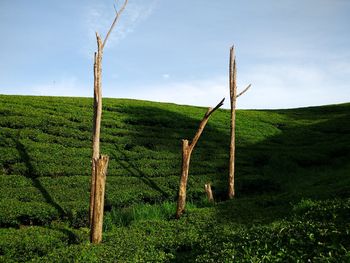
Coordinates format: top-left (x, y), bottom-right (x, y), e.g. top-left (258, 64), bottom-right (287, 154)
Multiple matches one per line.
top-left (176, 98), bottom-right (224, 219)
top-left (90, 155), bottom-right (109, 243)
top-left (89, 0), bottom-right (128, 244)
top-left (204, 183), bottom-right (214, 202)
top-left (228, 46), bottom-right (237, 199)
top-left (228, 45), bottom-right (251, 199)
top-left (89, 34), bottom-right (103, 226)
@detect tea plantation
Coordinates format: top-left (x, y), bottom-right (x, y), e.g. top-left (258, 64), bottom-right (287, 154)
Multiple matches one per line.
top-left (0, 94), bottom-right (349, 262)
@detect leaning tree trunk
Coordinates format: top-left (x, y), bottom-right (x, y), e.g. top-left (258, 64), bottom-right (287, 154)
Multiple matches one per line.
top-left (176, 98), bottom-right (224, 219)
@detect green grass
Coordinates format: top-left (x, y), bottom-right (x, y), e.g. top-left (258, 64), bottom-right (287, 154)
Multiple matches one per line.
top-left (103, 201), bottom-right (199, 230)
top-left (0, 94), bottom-right (349, 262)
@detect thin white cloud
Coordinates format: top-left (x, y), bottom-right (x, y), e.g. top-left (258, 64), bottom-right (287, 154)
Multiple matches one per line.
top-left (238, 62), bottom-right (350, 109)
top-left (162, 73), bottom-right (170, 79)
top-left (108, 61), bottom-right (350, 109)
top-left (112, 77), bottom-right (228, 108)
top-left (5, 61), bottom-right (349, 110)
top-left (82, 0), bottom-right (158, 56)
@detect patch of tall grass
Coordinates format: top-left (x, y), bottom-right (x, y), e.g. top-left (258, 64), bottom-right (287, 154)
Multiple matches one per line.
top-left (104, 201), bottom-right (197, 230)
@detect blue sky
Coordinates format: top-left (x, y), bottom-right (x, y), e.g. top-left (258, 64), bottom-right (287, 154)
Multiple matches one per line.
top-left (0, 0), bottom-right (349, 109)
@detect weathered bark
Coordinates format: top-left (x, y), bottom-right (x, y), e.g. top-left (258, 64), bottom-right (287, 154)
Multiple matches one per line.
top-left (90, 34), bottom-right (103, 227)
top-left (228, 45), bottom-right (251, 199)
top-left (89, 0), bottom-right (128, 244)
top-left (176, 140), bottom-right (190, 219)
top-left (90, 155), bottom-right (109, 244)
top-left (89, 35), bottom-right (109, 244)
top-left (228, 46), bottom-right (237, 199)
top-left (204, 183), bottom-right (214, 202)
top-left (176, 98), bottom-right (224, 219)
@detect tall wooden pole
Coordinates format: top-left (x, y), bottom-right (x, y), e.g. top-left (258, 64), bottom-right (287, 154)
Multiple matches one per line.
top-left (89, 34), bottom-right (103, 226)
top-left (89, 0), bottom-right (128, 244)
top-left (228, 45), bottom-right (251, 199)
top-left (176, 98), bottom-right (224, 219)
top-left (228, 46), bottom-right (237, 199)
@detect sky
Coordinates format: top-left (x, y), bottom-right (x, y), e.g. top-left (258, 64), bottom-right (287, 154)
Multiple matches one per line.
top-left (0, 0), bottom-right (349, 109)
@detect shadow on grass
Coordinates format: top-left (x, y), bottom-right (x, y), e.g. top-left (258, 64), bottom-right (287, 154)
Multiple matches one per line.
top-left (112, 146), bottom-right (170, 200)
top-left (213, 105), bottom-right (350, 222)
top-left (103, 104), bottom-right (231, 203)
top-left (15, 138), bottom-right (66, 218)
top-left (170, 106), bottom-right (350, 262)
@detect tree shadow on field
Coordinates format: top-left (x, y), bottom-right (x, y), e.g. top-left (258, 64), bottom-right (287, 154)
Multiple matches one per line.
top-left (169, 105), bottom-right (350, 262)
top-left (15, 138), bottom-right (66, 218)
top-left (213, 106), bottom-right (350, 224)
top-left (112, 146), bottom-right (170, 199)
top-left (104, 103), bottom-right (231, 201)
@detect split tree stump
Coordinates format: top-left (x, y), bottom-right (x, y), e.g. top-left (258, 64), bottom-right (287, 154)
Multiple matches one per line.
top-left (90, 155), bottom-right (109, 243)
top-left (204, 183), bottom-right (214, 202)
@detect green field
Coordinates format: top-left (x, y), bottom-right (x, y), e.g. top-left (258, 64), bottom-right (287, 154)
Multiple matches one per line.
top-left (0, 94), bottom-right (349, 262)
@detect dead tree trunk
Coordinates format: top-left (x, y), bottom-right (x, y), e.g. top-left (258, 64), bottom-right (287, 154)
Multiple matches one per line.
top-left (89, 0), bottom-right (128, 244)
top-left (204, 183), bottom-right (214, 202)
top-left (89, 34), bottom-right (103, 227)
top-left (176, 98), bottom-right (224, 219)
top-left (176, 139), bottom-right (190, 219)
top-left (228, 45), bottom-right (251, 199)
top-left (228, 46), bottom-right (237, 199)
top-left (89, 32), bottom-right (108, 244)
top-left (90, 155), bottom-right (109, 243)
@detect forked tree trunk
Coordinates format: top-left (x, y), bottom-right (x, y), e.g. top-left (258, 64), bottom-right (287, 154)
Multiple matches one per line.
top-left (228, 45), bottom-right (251, 199)
top-left (176, 98), bottom-right (224, 219)
top-left (204, 183), bottom-right (214, 202)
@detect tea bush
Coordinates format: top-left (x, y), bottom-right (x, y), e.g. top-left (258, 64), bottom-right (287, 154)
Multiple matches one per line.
top-left (0, 95), bottom-right (349, 261)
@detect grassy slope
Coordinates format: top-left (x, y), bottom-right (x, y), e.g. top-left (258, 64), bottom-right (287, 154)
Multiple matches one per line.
top-left (0, 94), bottom-right (349, 262)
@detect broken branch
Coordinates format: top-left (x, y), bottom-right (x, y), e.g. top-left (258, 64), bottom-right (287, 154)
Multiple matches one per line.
top-left (102, 0), bottom-right (128, 49)
top-left (205, 98), bottom-right (225, 118)
top-left (190, 98), bottom-right (225, 150)
top-left (236, 84), bottom-right (251, 98)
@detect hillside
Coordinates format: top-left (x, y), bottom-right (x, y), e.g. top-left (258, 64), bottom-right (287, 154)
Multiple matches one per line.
top-left (0, 94), bottom-right (349, 262)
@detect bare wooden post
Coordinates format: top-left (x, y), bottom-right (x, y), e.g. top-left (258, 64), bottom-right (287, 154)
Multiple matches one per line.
top-left (90, 155), bottom-right (109, 243)
top-left (176, 98), bottom-right (224, 219)
top-left (89, 34), bottom-right (103, 226)
top-left (228, 45), bottom-right (251, 199)
top-left (228, 46), bottom-right (237, 199)
top-left (89, 0), bottom-right (128, 244)
top-left (176, 139), bottom-right (190, 219)
top-left (204, 183), bottom-right (214, 202)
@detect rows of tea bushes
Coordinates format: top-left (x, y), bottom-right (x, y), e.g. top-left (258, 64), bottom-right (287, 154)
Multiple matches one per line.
top-left (0, 95), bottom-right (286, 227)
top-left (0, 198), bottom-right (348, 262)
top-left (0, 95), bottom-right (349, 261)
